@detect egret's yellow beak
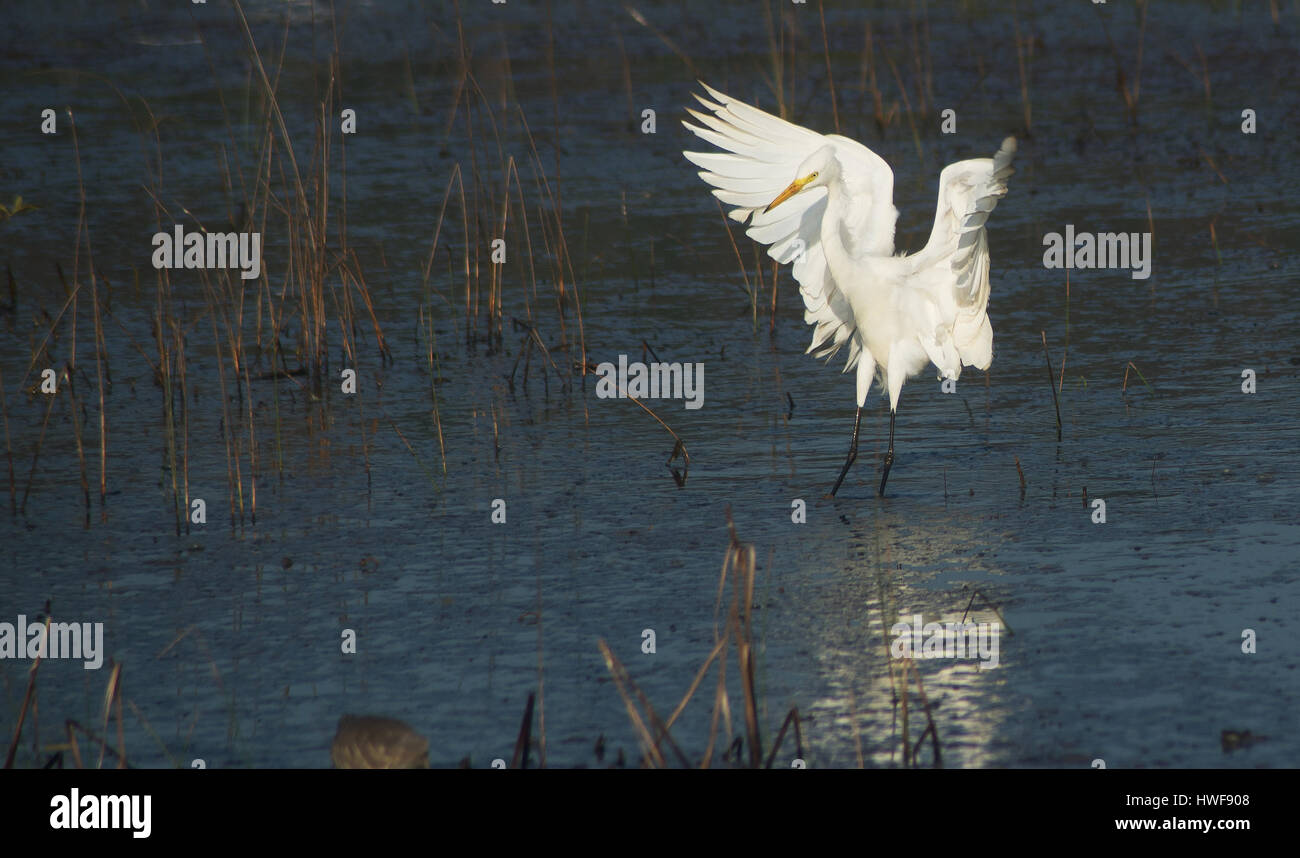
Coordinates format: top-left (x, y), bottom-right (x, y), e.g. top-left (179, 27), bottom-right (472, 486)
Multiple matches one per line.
top-left (764, 175), bottom-right (813, 213)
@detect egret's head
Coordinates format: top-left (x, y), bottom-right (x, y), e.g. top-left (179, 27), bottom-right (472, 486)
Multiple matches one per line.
top-left (765, 146), bottom-right (838, 213)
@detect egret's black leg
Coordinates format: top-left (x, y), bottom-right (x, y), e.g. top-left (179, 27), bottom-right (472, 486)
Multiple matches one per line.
top-left (878, 410), bottom-right (896, 497)
top-left (828, 407), bottom-right (863, 497)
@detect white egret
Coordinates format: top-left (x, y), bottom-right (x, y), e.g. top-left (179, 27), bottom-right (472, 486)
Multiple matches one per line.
top-left (683, 84), bottom-right (1016, 496)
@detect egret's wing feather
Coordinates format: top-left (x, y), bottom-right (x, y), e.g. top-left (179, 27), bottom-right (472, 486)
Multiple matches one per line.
top-left (913, 137), bottom-right (1016, 373)
top-left (682, 87), bottom-right (894, 371)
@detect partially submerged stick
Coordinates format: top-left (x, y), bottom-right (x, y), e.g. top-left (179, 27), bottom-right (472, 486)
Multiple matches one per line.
top-left (1041, 331), bottom-right (1062, 441)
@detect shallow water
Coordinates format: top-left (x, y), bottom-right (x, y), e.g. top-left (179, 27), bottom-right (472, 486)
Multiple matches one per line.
top-left (1, 0), bottom-right (1297, 768)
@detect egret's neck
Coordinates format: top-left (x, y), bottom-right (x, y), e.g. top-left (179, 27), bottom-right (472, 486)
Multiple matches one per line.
top-left (822, 177), bottom-right (895, 271)
top-left (819, 179), bottom-right (855, 283)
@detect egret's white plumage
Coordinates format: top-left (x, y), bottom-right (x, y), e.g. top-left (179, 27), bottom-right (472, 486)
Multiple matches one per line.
top-left (682, 83), bottom-right (1016, 495)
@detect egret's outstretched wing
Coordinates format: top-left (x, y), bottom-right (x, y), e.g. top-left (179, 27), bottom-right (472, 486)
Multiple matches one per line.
top-left (682, 84), bottom-right (895, 370)
top-left (911, 138), bottom-right (1017, 376)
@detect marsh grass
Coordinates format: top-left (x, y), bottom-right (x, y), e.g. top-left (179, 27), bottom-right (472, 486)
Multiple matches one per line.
top-left (861, 22), bottom-right (897, 132)
top-left (422, 16), bottom-right (591, 421)
top-left (67, 110), bottom-right (110, 522)
top-left (0, 0), bottom-right (1105, 770)
top-left (891, 658), bottom-right (941, 768)
top-left (1, 609), bottom-right (134, 770)
top-left (870, 560), bottom-right (943, 769)
top-left (6, 109), bottom-right (111, 527)
top-left (1096, 0), bottom-right (1149, 126)
top-left (1011, 1), bottom-right (1036, 137)
top-left (2, 612), bottom-right (49, 769)
top-left (1121, 360), bottom-right (1154, 397)
top-left (1169, 41), bottom-right (1214, 112)
top-left (3, 0), bottom-right (605, 763)
top-left (597, 512), bottom-right (795, 768)
top-left (1041, 331), bottom-right (1063, 442)
top-left (0, 364), bottom-right (14, 513)
top-left (597, 512), bottom-right (969, 768)
top-left (817, 0), bottom-right (841, 134)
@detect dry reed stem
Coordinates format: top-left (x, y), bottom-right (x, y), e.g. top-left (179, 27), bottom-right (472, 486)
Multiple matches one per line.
top-left (1059, 272), bottom-right (1070, 393)
top-left (903, 660), bottom-right (942, 767)
top-left (66, 109), bottom-right (110, 509)
top-left (64, 719), bottom-right (133, 770)
top-left (599, 514), bottom-right (798, 768)
top-left (510, 691), bottom-right (535, 769)
top-left (3, 614), bottom-right (49, 769)
top-left (763, 706), bottom-right (804, 768)
top-left (1121, 360), bottom-right (1152, 395)
top-left (1041, 331), bottom-right (1062, 441)
top-left (817, 0), bottom-right (840, 134)
top-left (596, 639), bottom-right (668, 768)
top-left (884, 52), bottom-right (923, 164)
top-left (582, 360), bottom-right (690, 479)
top-left (0, 365), bottom-right (14, 513)
top-left (1013, 2), bottom-right (1033, 134)
top-left (960, 588), bottom-right (1015, 637)
top-left (97, 661), bottom-right (125, 769)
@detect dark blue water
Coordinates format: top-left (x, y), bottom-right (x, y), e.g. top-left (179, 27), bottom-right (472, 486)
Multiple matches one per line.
top-left (1, 0), bottom-right (1297, 768)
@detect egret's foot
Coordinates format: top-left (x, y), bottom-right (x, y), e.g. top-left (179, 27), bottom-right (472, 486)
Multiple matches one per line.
top-left (829, 458), bottom-right (855, 498)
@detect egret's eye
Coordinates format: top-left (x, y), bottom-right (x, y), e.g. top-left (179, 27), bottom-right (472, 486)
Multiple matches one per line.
top-left (810, 171), bottom-right (819, 179)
